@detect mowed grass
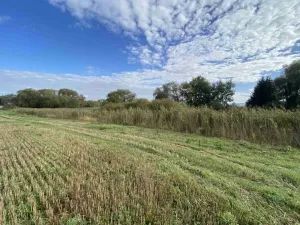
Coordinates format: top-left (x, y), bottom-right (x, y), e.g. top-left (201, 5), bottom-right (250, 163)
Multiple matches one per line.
top-left (0, 111), bottom-right (300, 225)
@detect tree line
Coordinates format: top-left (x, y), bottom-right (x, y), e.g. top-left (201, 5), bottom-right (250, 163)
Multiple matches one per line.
top-left (1, 61), bottom-right (299, 110)
top-left (246, 61), bottom-right (300, 109)
top-left (0, 78), bottom-right (235, 109)
top-left (0, 88), bottom-right (85, 108)
top-left (152, 60), bottom-right (300, 110)
top-left (153, 77), bottom-right (235, 109)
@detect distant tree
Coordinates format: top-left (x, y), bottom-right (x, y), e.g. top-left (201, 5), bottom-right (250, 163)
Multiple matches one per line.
top-left (17, 89), bottom-right (40, 107)
top-left (246, 77), bottom-right (280, 108)
top-left (210, 80), bottom-right (235, 109)
top-left (0, 94), bottom-right (17, 107)
top-left (16, 88), bottom-right (85, 108)
top-left (153, 82), bottom-right (182, 102)
top-left (125, 98), bottom-right (150, 109)
top-left (106, 89), bottom-right (136, 103)
top-left (274, 61), bottom-right (300, 109)
top-left (58, 89), bottom-right (79, 98)
top-left (97, 99), bottom-right (107, 106)
top-left (58, 88), bottom-right (84, 108)
top-left (181, 76), bottom-right (213, 107)
top-left (84, 100), bottom-right (102, 107)
top-left (37, 89), bottom-right (59, 108)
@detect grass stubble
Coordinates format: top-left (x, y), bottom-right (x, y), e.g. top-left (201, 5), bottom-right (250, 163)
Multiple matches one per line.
top-left (0, 111), bottom-right (300, 224)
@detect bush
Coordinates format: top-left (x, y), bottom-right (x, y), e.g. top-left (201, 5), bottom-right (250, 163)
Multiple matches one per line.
top-left (148, 99), bottom-right (182, 110)
top-left (101, 103), bottom-right (126, 111)
top-left (125, 99), bottom-right (150, 109)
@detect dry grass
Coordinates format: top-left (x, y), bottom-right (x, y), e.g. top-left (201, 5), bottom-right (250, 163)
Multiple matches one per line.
top-left (0, 111), bottom-right (300, 224)
top-left (14, 107), bottom-right (300, 147)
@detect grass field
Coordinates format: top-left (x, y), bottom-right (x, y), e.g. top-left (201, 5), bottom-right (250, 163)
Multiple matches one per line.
top-left (0, 110), bottom-right (300, 225)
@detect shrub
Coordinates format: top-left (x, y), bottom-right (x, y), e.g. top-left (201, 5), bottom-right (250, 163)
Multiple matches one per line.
top-left (148, 99), bottom-right (182, 110)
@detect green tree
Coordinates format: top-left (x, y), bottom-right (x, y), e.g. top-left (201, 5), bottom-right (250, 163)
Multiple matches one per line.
top-left (210, 80), bottom-right (235, 109)
top-left (181, 76), bottom-right (212, 107)
top-left (274, 61), bottom-right (300, 109)
top-left (58, 89), bottom-right (79, 98)
top-left (0, 94), bottom-right (17, 107)
top-left (58, 88), bottom-right (84, 108)
top-left (17, 89), bottom-right (40, 107)
top-left (246, 77), bottom-right (279, 108)
top-left (106, 89), bottom-right (136, 103)
top-left (16, 88), bottom-right (85, 108)
top-left (37, 89), bottom-right (59, 108)
top-left (153, 82), bottom-right (182, 102)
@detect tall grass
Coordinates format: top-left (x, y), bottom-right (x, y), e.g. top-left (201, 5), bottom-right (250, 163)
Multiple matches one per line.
top-left (14, 106), bottom-right (300, 147)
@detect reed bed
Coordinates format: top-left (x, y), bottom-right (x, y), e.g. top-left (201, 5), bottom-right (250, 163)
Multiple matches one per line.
top-left (14, 107), bottom-right (300, 147)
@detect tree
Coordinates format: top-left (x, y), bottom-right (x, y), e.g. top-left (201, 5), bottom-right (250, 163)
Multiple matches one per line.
top-left (37, 89), bottom-right (59, 108)
top-left (17, 89), bottom-right (40, 107)
top-left (58, 89), bottom-right (79, 98)
top-left (210, 80), bottom-right (235, 109)
top-left (153, 82), bottom-right (182, 102)
top-left (246, 77), bottom-right (279, 108)
top-left (0, 94), bottom-right (17, 107)
top-left (181, 76), bottom-right (213, 107)
top-left (58, 88), bottom-right (84, 108)
top-left (16, 88), bottom-right (85, 108)
top-left (274, 61), bottom-right (300, 109)
top-left (106, 89), bottom-right (136, 103)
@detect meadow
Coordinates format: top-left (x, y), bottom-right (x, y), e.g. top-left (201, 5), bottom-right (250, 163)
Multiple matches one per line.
top-left (14, 106), bottom-right (300, 147)
top-left (0, 110), bottom-right (300, 224)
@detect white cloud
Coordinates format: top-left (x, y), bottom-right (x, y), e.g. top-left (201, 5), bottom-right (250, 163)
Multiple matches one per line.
top-left (69, 20), bottom-right (92, 29)
top-left (86, 66), bottom-right (95, 74)
top-left (0, 68), bottom-right (258, 102)
top-left (233, 92), bottom-right (252, 104)
top-left (48, 0), bottom-right (300, 83)
top-left (2, 1), bottom-right (296, 102)
top-left (0, 69), bottom-right (157, 100)
top-left (0, 16), bottom-right (11, 24)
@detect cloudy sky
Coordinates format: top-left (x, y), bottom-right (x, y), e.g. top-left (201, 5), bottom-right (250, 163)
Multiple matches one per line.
top-left (1, 0), bottom-right (300, 102)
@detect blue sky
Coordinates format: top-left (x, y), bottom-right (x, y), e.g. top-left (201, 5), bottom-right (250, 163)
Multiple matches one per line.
top-left (0, 0), bottom-right (300, 102)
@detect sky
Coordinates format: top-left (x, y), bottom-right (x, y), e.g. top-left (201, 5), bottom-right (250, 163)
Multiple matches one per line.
top-left (0, 0), bottom-right (300, 103)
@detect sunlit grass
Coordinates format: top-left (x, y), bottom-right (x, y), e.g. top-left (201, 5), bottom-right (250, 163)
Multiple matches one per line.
top-left (0, 110), bottom-right (300, 224)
